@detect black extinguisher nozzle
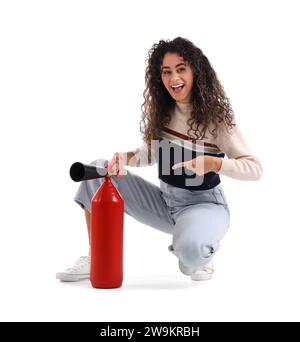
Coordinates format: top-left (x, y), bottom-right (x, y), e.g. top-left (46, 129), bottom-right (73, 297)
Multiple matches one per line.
top-left (70, 162), bottom-right (108, 182)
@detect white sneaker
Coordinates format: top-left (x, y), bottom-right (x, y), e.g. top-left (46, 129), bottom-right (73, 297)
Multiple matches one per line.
top-left (190, 262), bottom-right (214, 281)
top-left (56, 255), bottom-right (90, 282)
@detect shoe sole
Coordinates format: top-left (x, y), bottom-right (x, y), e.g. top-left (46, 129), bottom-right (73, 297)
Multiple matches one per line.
top-left (56, 272), bottom-right (90, 282)
top-left (190, 273), bottom-right (213, 281)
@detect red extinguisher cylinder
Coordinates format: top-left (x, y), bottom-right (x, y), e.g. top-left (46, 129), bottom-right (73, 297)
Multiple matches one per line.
top-left (90, 176), bottom-right (124, 289)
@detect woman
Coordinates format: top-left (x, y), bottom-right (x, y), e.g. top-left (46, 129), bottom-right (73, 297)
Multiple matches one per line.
top-left (56, 37), bottom-right (262, 282)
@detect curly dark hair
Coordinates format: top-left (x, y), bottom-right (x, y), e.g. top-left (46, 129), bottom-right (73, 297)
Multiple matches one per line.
top-left (140, 37), bottom-right (236, 149)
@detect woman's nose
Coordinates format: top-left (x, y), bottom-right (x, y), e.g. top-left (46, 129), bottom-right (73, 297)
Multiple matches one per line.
top-left (171, 73), bottom-right (181, 83)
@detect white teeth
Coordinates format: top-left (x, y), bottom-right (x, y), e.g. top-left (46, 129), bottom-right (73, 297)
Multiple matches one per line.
top-left (171, 84), bottom-right (184, 89)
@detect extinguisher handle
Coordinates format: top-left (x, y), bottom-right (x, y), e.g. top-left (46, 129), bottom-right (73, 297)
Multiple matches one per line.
top-left (70, 162), bottom-right (108, 182)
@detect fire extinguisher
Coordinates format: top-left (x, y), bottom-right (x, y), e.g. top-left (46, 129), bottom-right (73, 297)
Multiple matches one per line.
top-left (70, 162), bottom-right (124, 289)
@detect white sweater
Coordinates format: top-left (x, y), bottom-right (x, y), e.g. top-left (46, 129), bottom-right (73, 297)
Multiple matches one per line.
top-left (133, 102), bottom-right (263, 181)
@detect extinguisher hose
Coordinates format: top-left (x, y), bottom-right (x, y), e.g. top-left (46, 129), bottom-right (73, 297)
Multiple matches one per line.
top-left (70, 162), bottom-right (108, 182)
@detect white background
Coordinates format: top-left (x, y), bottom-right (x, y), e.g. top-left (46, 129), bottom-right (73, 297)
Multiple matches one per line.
top-left (0, 0), bottom-right (299, 322)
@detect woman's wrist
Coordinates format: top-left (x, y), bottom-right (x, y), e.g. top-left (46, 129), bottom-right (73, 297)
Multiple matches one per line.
top-left (205, 156), bottom-right (222, 173)
top-left (212, 157), bottom-right (222, 173)
top-left (126, 151), bottom-right (137, 166)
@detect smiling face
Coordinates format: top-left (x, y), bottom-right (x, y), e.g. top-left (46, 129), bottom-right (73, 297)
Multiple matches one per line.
top-left (161, 52), bottom-right (194, 104)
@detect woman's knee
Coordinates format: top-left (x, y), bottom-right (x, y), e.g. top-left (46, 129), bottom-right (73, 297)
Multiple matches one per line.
top-left (173, 239), bottom-right (218, 268)
top-left (90, 158), bottom-right (109, 168)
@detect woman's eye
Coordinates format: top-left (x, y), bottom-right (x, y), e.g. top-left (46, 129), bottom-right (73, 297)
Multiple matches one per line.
top-left (162, 71), bottom-right (171, 75)
top-left (177, 68), bottom-right (185, 73)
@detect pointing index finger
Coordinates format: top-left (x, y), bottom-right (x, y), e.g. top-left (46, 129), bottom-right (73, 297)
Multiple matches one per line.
top-left (172, 162), bottom-right (185, 170)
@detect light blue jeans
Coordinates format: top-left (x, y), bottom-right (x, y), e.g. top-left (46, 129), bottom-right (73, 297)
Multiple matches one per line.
top-left (74, 159), bottom-right (230, 274)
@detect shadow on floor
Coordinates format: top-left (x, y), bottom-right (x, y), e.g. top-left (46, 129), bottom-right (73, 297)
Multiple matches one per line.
top-left (56, 274), bottom-right (207, 291)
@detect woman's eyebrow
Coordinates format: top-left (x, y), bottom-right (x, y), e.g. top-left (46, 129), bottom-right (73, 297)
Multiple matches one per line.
top-left (161, 63), bottom-right (186, 70)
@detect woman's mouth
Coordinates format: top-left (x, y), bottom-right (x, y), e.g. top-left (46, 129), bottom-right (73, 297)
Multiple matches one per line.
top-left (171, 83), bottom-right (185, 94)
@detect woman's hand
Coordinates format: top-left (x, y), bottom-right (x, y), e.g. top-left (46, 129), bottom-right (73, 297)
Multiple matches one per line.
top-left (107, 152), bottom-right (127, 179)
top-left (106, 152), bottom-right (129, 179)
top-left (172, 156), bottom-right (222, 176)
